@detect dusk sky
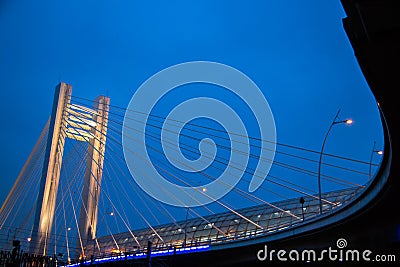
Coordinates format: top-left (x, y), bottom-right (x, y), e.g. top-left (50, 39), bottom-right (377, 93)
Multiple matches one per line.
top-left (0, 0), bottom-right (384, 215)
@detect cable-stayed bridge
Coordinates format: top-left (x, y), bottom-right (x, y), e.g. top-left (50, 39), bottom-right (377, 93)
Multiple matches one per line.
top-left (0, 80), bottom-right (374, 265)
top-left (0, 1), bottom-right (399, 266)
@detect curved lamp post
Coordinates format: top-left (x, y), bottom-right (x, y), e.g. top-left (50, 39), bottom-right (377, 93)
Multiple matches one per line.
top-left (317, 109), bottom-right (353, 215)
top-left (368, 141), bottom-right (383, 180)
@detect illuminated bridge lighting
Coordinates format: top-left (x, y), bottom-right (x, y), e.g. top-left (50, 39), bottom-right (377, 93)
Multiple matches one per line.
top-left (83, 187), bottom-right (361, 258)
top-left (62, 245), bottom-right (210, 266)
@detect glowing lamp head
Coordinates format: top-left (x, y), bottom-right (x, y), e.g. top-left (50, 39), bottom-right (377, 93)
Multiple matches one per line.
top-left (377, 150), bottom-right (383, 155)
top-left (27, 237), bottom-right (32, 242)
top-left (345, 119), bottom-right (353, 125)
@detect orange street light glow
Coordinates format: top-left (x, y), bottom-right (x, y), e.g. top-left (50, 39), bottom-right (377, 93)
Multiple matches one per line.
top-left (345, 119), bottom-right (353, 125)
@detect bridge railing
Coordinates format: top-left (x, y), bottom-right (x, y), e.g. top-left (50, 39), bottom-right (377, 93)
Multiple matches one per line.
top-left (85, 187), bottom-right (363, 259)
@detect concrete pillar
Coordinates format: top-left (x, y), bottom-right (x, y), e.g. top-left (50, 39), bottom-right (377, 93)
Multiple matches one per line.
top-left (30, 82), bottom-right (71, 255)
top-left (78, 95), bottom-right (110, 257)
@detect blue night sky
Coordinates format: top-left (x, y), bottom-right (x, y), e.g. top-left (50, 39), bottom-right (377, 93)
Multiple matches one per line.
top-left (0, 0), bottom-right (383, 214)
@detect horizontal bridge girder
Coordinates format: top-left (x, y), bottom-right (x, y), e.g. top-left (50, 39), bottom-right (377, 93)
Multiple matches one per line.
top-left (69, 104), bottom-right (99, 115)
top-left (67, 108), bottom-right (93, 120)
top-left (68, 115), bottom-right (97, 127)
top-left (67, 120), bottom-right (92, 131)
top-left (66, 127), bottom-right (94, 141)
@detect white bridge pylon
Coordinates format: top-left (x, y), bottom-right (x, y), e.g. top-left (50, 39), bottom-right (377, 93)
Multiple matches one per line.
top-left (30, 82), bottom-right (110, 256)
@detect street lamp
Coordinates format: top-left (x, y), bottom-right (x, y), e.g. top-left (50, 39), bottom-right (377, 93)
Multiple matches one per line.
top-left (183, 187), bottom-right (206, 247)
top-left (299, 197), bottom-right (305, 221)
top-left (368, 141), bottom-right (383, 180)
top-left (183, 206), bottom-right (190, 248)
top-left (317, 109), bottom-right (353, 215)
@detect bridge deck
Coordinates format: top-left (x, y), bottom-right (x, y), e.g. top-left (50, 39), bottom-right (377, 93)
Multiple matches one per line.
top-left (85, 187), bottom-right (362, 258)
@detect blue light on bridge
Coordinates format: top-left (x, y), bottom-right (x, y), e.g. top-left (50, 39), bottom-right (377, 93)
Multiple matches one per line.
top-left (63, 245), bottom-right (210, 266)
